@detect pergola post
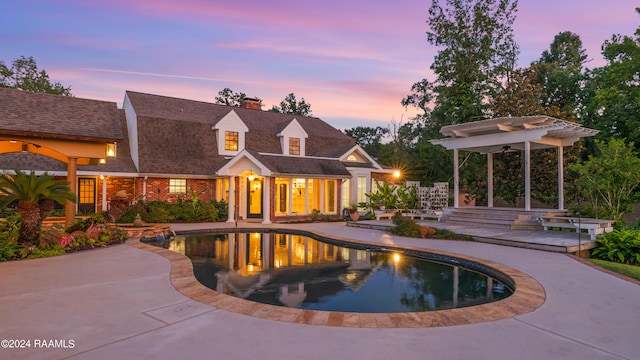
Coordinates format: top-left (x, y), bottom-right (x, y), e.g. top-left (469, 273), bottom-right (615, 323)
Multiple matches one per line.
top-left (453, 148), bottom-right (459, 208)
top-left (487, 152), bottom-right (494, 208)
top-left (558, 146), bottom-right (564, 210)
top-left (65, 157), bottom-right (77, 228)
top-left (524, 141), bottom-right (531, 211)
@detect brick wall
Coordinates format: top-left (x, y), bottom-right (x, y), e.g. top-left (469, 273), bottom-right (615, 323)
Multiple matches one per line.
top-left (137, 177), bottom-right (217, 203)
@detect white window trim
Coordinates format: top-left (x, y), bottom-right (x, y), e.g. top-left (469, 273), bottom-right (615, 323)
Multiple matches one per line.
top-left (213, 110), bottom-right (249, 156)
top-left (277, 118), bottom-right (308, 156)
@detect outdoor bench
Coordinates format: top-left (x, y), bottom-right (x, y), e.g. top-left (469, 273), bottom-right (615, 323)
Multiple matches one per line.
top-left (376, 210), bottom-right (443, 222)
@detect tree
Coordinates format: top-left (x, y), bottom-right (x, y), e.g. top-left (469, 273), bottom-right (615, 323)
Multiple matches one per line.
top-left (403, 0), bottom-right (519, 127)
top-left (0, 56), bottom-right (72, 95)
top-left (570, 138), bottom-right (640, 224)
top-left (534, 31), bottom-right (588, 118)
top-left (215, 88), bottom-right (253, 107)
top-left (400, 0), bottom-right (519, 192)
top-left (0, 170), bottom-right (76, 245)
top-left (491, 65), bottom-right (551, 117)
top-left (343, 126), bottom-right (389, 159)
top-left (490, 64), bottom-right (583, 207)
top-left (270, 93), bottom-right (312, 116)
top-left (579, 9), bottom-right (640, 151)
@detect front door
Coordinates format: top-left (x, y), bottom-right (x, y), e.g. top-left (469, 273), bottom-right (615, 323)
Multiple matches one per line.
top-left (77, 178), bottom-right (96, 214)
top-left (247, 178), bottom-right (263, 218)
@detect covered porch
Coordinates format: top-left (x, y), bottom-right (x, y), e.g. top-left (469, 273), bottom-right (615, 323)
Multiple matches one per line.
top-left (215, 150), bottom-right (351, 224)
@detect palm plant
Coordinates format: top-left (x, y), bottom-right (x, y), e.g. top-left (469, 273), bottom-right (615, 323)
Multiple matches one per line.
top-left (0, 170), bottom-right (76, 245)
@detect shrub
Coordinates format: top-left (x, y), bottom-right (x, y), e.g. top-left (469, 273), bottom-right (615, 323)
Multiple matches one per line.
top-left (20, 245), bottom-right (66, 259)
top-left (390, 215), bottom-right (422, 238)
top-left (0, 238), bottom-right (19, 261)
top-left (591, 228), bottom-right (640, 265)
top-left (65, 211), bottom-right (110, 233)
top-left (116, 200), bottom-right (228, 223)
top-left (310, 209), bottom-right (321, 221)
top-left (432, 229), bottom-right (474, 241)
top-left (419, 226), bottom-right (436, 237)
top-left (147, 201), bottom-right (173, 223)
top-left (38, 226), bottom-right (68, 249)
top-left (0, 219), bottom-right (20, 261)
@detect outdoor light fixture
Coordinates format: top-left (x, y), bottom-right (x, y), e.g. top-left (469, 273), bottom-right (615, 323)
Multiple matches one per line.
top-left (99, 158), bottom-right (106, 164)
top-left (105, 143), bottom-right (117, 158)
top-left (393, 170), bottom-right (401, 178)
top-left (248, 172), bottom-right (255, 181)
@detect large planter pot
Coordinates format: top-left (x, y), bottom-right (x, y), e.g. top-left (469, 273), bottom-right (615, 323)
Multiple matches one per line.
top-left (349, 210), bottom-right (360, 222)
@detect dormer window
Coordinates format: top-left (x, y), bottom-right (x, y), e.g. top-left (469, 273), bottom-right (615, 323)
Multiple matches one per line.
top-left (277, 119), bottom-right (308, 157)
top-left (213, 110), bottom-right (248, 156)
top-left (289, 138), bottom-right (300, 155)
top-left (225, 131), bottom-right (239, 151)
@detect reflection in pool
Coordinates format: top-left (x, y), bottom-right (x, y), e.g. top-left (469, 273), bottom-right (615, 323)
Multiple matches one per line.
top-left (151, 231), bottom-right (513, 313)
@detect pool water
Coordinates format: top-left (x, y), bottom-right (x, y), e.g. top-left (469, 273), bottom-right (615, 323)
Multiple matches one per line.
top-left (150, 231), bottom-right (513, 313)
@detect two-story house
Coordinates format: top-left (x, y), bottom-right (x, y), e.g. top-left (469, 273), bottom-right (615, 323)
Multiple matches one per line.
top-left (0, 88), bottom-right (394, 223)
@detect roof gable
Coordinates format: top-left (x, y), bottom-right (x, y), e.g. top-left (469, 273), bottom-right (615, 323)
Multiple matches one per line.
top-left (277, 118), bottom-right (308, 138)
top-left (340, 145), bottom-right (382, 170)
top-left (213, 110), bottom-right (249, 132)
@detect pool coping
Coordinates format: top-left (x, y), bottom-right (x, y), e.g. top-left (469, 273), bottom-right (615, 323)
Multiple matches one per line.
top-left (127, 227), bottom-right (546, 328)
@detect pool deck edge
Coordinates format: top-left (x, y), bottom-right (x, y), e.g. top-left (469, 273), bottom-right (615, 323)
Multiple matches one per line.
top-left (129, 227), bottom-right (546, 329)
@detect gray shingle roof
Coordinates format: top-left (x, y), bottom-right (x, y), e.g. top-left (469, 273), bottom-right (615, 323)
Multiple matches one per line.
top-left (0, 110), bottom-right (138, 173)
top-left (250, 152), bottom-right (351, 177)
top-left (0, 88), bottom-right (123, 141)
top-left (0, 89), bottom-right (359, 178)
top-left (126, 91), bottom-right (356, 176)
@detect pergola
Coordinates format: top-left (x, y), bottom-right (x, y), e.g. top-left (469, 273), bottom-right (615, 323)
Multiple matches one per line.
top-left (431, 116), bottom-right (599, 211)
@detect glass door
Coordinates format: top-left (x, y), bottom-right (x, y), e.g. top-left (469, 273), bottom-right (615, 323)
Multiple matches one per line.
top-left (77, 178), bottom-right (96, 214)
top-left (247, 178), bottom-right (263, 218)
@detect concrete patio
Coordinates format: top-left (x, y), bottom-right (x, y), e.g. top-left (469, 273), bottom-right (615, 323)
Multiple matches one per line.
top-left (1, 222), bottom-right (638, 359)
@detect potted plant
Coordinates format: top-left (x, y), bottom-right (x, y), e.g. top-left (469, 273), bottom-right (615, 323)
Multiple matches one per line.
top-left (348, 203), bottom-right (360, 222)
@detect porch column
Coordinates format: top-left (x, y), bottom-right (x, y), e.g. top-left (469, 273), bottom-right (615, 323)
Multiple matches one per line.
top-left (487, 152), bottom-right (494, 208)
top-left (453, 148), bottom-right (459, 208)
top-left (227, 176), bottom-right (236, 223)
top-left (305, 179), bottom-right (310, 214)
top-left (288, 178), bottom-right (293, 215)
top-left (557, 146), bottom-right (564, 210)
top-left (319, 180), bottom-right (325, 213)
top-left (65, 157), bottom-right (77, 228)
top-left (524, 141), bottom-right (531, 211)
top-left (262, 176), bottom-right (271, 224)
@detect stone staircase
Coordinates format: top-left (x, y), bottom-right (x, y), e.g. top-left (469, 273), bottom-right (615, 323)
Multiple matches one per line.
top-left (443, 207), bottom-right (569, 230)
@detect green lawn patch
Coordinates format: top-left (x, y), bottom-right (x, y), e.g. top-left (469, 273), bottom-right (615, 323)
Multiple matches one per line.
top-left (586, 258), bottom-right (640, 282)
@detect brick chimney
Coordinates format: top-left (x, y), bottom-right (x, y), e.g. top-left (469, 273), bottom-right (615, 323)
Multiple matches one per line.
top-left (242, 97), bottom-right (261, 110)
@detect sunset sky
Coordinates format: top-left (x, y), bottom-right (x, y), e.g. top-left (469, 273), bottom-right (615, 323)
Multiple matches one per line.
top-left (2, 0), bottom-right (637, 130)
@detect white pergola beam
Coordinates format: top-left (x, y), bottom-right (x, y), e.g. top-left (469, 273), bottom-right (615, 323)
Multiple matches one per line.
top-left (432, 129), bottom-right (548, 151)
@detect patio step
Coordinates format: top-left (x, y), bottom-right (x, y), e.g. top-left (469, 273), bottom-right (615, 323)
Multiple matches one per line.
top-left (443, 207), bottom-right (568, 230)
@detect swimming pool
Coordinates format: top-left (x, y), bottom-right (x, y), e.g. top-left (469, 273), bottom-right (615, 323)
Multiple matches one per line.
top-left (147, 229), bottom-right (513, 313)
